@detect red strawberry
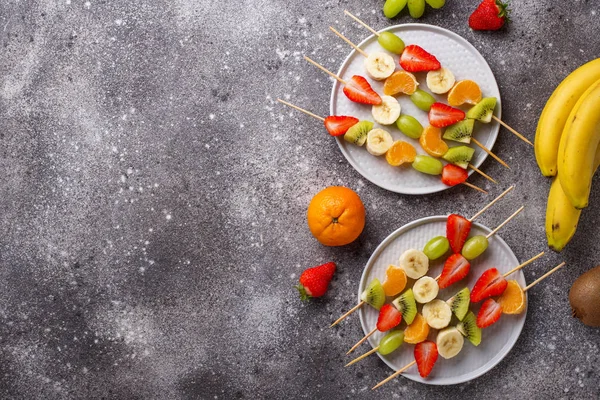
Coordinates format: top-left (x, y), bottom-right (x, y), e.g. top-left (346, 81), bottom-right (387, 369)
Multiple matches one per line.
top-left (446, 214), bottom-right (472, 254)
top-left (469, 0), bottom-right (510, 31)
top-left (376, 304), bottom-right (402, 332)
top-left (477, 298), bottom-right (502, 328)
top-left (438, 254), bottom-right (471, 289)
top-left (343, 75), bottom-right (382, 105)
top-left (295, 262), bottom-right (336, 301)
top-left (429, 103), bottom-right (466, 128)
top-left (470, 267), bottom-right (508, 303)
top-left (414, 341), bottom-right (438, 378)
top-left (441, 164), bottom-right (468, 187)
top-left (324, 116), bottom-right (359, 137)
top-left (399, 45), bottom-right (441, 72)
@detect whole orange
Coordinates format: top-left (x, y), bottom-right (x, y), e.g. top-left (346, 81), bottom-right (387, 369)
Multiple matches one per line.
top-left (307, 186), bottom-right (366, 246)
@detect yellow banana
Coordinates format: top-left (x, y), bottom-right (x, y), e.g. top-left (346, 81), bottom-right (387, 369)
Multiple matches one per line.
top-left (557, 80), bottom-right (600, 209)
top-left (535, 58), bottom-right (600, 177)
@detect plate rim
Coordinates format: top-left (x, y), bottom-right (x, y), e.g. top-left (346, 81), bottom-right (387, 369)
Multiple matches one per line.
top-left (357, 215), bottom-right (526, 386)
top-left (330, 23), bottom-right (502, 195)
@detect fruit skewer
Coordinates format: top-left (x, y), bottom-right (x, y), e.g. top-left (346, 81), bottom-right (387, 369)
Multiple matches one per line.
top-left (277, 98), bottom-right (492, 189)
top-left (371, 261), bottom-right (565, 390)
top-left (345, 251), bottom-right (545, 367)
top-left (330, 186), bottom-right (513, 328)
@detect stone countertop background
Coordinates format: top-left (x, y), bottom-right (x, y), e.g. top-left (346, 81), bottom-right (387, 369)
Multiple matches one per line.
top-left (1, 0), bottom-right (599, 399)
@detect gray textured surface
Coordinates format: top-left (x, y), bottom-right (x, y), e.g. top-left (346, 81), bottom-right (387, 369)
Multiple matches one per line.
top-left (1, 0), bottom-right (600, 399)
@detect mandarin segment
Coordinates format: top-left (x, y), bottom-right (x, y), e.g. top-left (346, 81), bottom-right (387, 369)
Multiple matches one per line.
top-left (383, 71), bottom-right (419, 96)
top-left (419, 125), bottom-right (449, 157)
top-left (386, 140), bottom-right (417, 166)
top-left (496, 280), bottom-right (526, 314)
top-left (382, 265), bottom-right (408, 297)
top-left (447, 79), bottom-right (482, 107)
top-left (404, 312), bottom-right (430, 344)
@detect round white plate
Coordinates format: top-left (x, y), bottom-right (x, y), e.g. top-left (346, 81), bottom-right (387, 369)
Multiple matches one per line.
top-left (330, 24), bottom-right (501, 195)
top-left (358, 216), bottom-right (526, 385)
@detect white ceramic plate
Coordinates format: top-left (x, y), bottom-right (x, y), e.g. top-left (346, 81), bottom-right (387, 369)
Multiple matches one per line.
top-left (358, 216), bottom-right (526, 385)
top-left (330, 24), bottom-right (501, 195)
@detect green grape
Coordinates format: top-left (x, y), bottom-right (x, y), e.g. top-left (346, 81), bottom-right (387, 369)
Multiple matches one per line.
top-left (396, 115), bottom-right (424, 139)
top-left (378, 331), bottom-right (404, 355)
top-left (378, 32), bottom-right (405, 55)
top-left (410, 89), bottom-right (436, 111)
top-left (461, 235), bottom-right (489, 260)
top-left (425, 0), bottom-right (446, 9)
top-left (383, 0), bottom-right (408, 19)
top-left (424, 236), bottom-right (450, 260)
top-left (408, 0), bottom-right (426, 18)
top-left (412, 155), bottom-right (443, 175)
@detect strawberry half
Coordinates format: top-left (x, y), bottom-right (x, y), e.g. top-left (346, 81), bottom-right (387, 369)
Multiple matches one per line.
top-left (470, 267), bottom-right (508, 303)
top-left (376, 304), bottom-right (402, 332)
top-left (477, 298), bottom-right (502, 328)
top-left (469, 0), bottom-right (510, 31)
top-left (446, 214), bottom-right (472, 254)
top-left (429, 103), bottom-right (466, 128)
top-left (295, 262), bottom-right (336, 301)
top-left (343, 75), bottom-right (382, 105)
top-left (400, 45), bottom-right (441, 73)
top-left (441, 164), bottom-right (468, 186)
top-left (324, 116), bottom-right (359, 137)
top-left (438, 254), bottom-right (471, 289)
top-left (414, 341), bottom-right (438, 378)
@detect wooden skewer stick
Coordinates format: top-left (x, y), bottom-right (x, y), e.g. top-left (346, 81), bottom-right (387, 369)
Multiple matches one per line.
top-left (277, 99), bottom-right (325, 121)
top-left (491, 115), bottom-right (534, 147)
top-left (331, 300), bottom-right (366, 328)
top-left (485, 206), bottom-right (524, 239)
top-left (462, 181), bottom-right (487, 194)
top-left (469, 163), bottom-right (497, 184)
top-left (524, 262), bottom-right (566, 292)
top-left (372, 360), bottom-right (417, 390)
top-left (503, 252), bottom-right (545, 277)
top-left (468, 185), bottom-right (514, 222)
top-left (470, 137), bottom-right (510, 169)
top-left (344, 10), bottom-right (380, 37)
top-left (304, 56), bottom-right (347, 84)
top-left (329, 26), bottom-right (368, 58)
top-left (347, 328), bottom-right (377, 354)
top-left (346, 346), bottom-right (380, 367)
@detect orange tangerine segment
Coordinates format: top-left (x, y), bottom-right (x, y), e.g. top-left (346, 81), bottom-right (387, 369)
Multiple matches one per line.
top-left (404, 312), bottom-right (430, 344)
top-left (382, 265), bottom-right (407, 297)
top-left (386, 140), bottom-right (417, 166)
top-left (419, 126), bottom-right (449, 158)
top-left (383, 71), bottom-right (419, 96)
top-left (447, 80), bottom-right (483, 107)
top-left (497, 280), bottom-right (526, 314)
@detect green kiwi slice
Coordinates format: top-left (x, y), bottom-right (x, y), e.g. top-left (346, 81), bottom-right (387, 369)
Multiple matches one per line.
top-left (447, 287), bottom-right (470, 321)
top-left (443, 119), bottom-right (475, 144)
top-left (457, 311), bottom-right (482, 346)
top-left (360, 278), bottom-right (385, 310)
top-left (392, 288), bottom-right (417, 325)
top-left (466, 97), bottom-right (497, 123)
top-left (344, 120), bottom-right (373, 146)
top-left (443, 146), bottom-right (475, 169)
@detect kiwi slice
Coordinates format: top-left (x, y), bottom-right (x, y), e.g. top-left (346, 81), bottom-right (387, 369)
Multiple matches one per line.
top-left (447, 287), bottom-right (470, 321)
top-left (443, 119), bottom-right (475, 144)
top-left (392, 288), bottom-right (417, 325)
top-left (457, 311), bottom-right (482, 346)
top-left (360, 278), bottom-right (385, 310)
top-left (443, 146), bottom-right (475, 169)
top-left (344, 120), bottom-right (373, 146)
top-left (466, 97), bottom-right (497, 123)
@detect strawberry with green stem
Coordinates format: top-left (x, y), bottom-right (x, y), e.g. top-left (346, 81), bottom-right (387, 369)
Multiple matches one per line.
top-left (469, 0), bottom-right (510, 31)
top-left (295, 262), bottom-right (336, 301)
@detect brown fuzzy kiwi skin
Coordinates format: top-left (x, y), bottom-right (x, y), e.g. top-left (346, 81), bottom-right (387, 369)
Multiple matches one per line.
top-left (569, 265), bottom-right (600, 327)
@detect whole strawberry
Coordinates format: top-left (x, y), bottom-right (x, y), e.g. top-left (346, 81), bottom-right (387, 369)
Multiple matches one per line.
top-left (469, 0), bottom-right (510, 31)
top-left (295, 262), bottom-right (336, 301)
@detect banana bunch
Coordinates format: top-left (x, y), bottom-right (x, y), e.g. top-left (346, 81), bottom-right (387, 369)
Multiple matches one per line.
top-left (535, 58), bottom-right (600, 251)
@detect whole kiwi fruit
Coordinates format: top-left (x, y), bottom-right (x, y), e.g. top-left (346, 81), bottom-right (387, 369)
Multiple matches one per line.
top-left (569, 265), bottom-right (600, 327)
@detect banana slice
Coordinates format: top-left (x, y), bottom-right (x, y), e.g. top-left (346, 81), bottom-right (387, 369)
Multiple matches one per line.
top-left (366, 128), bottom-right (394, 156)
top-left (398, 249), bottom-right (429, 279)
top-left (372, 95), bottom-right (401, 125)
top-left (413, 276), bottom-right (439, 304)
top-left (364, 52), bottom-right (396, 80)
top-left (426, 67), bottom-right (456, 94)
top-left (436, 327), bottom-right (464, 359)
top-left (422, 299), bottom-right (452, 329)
